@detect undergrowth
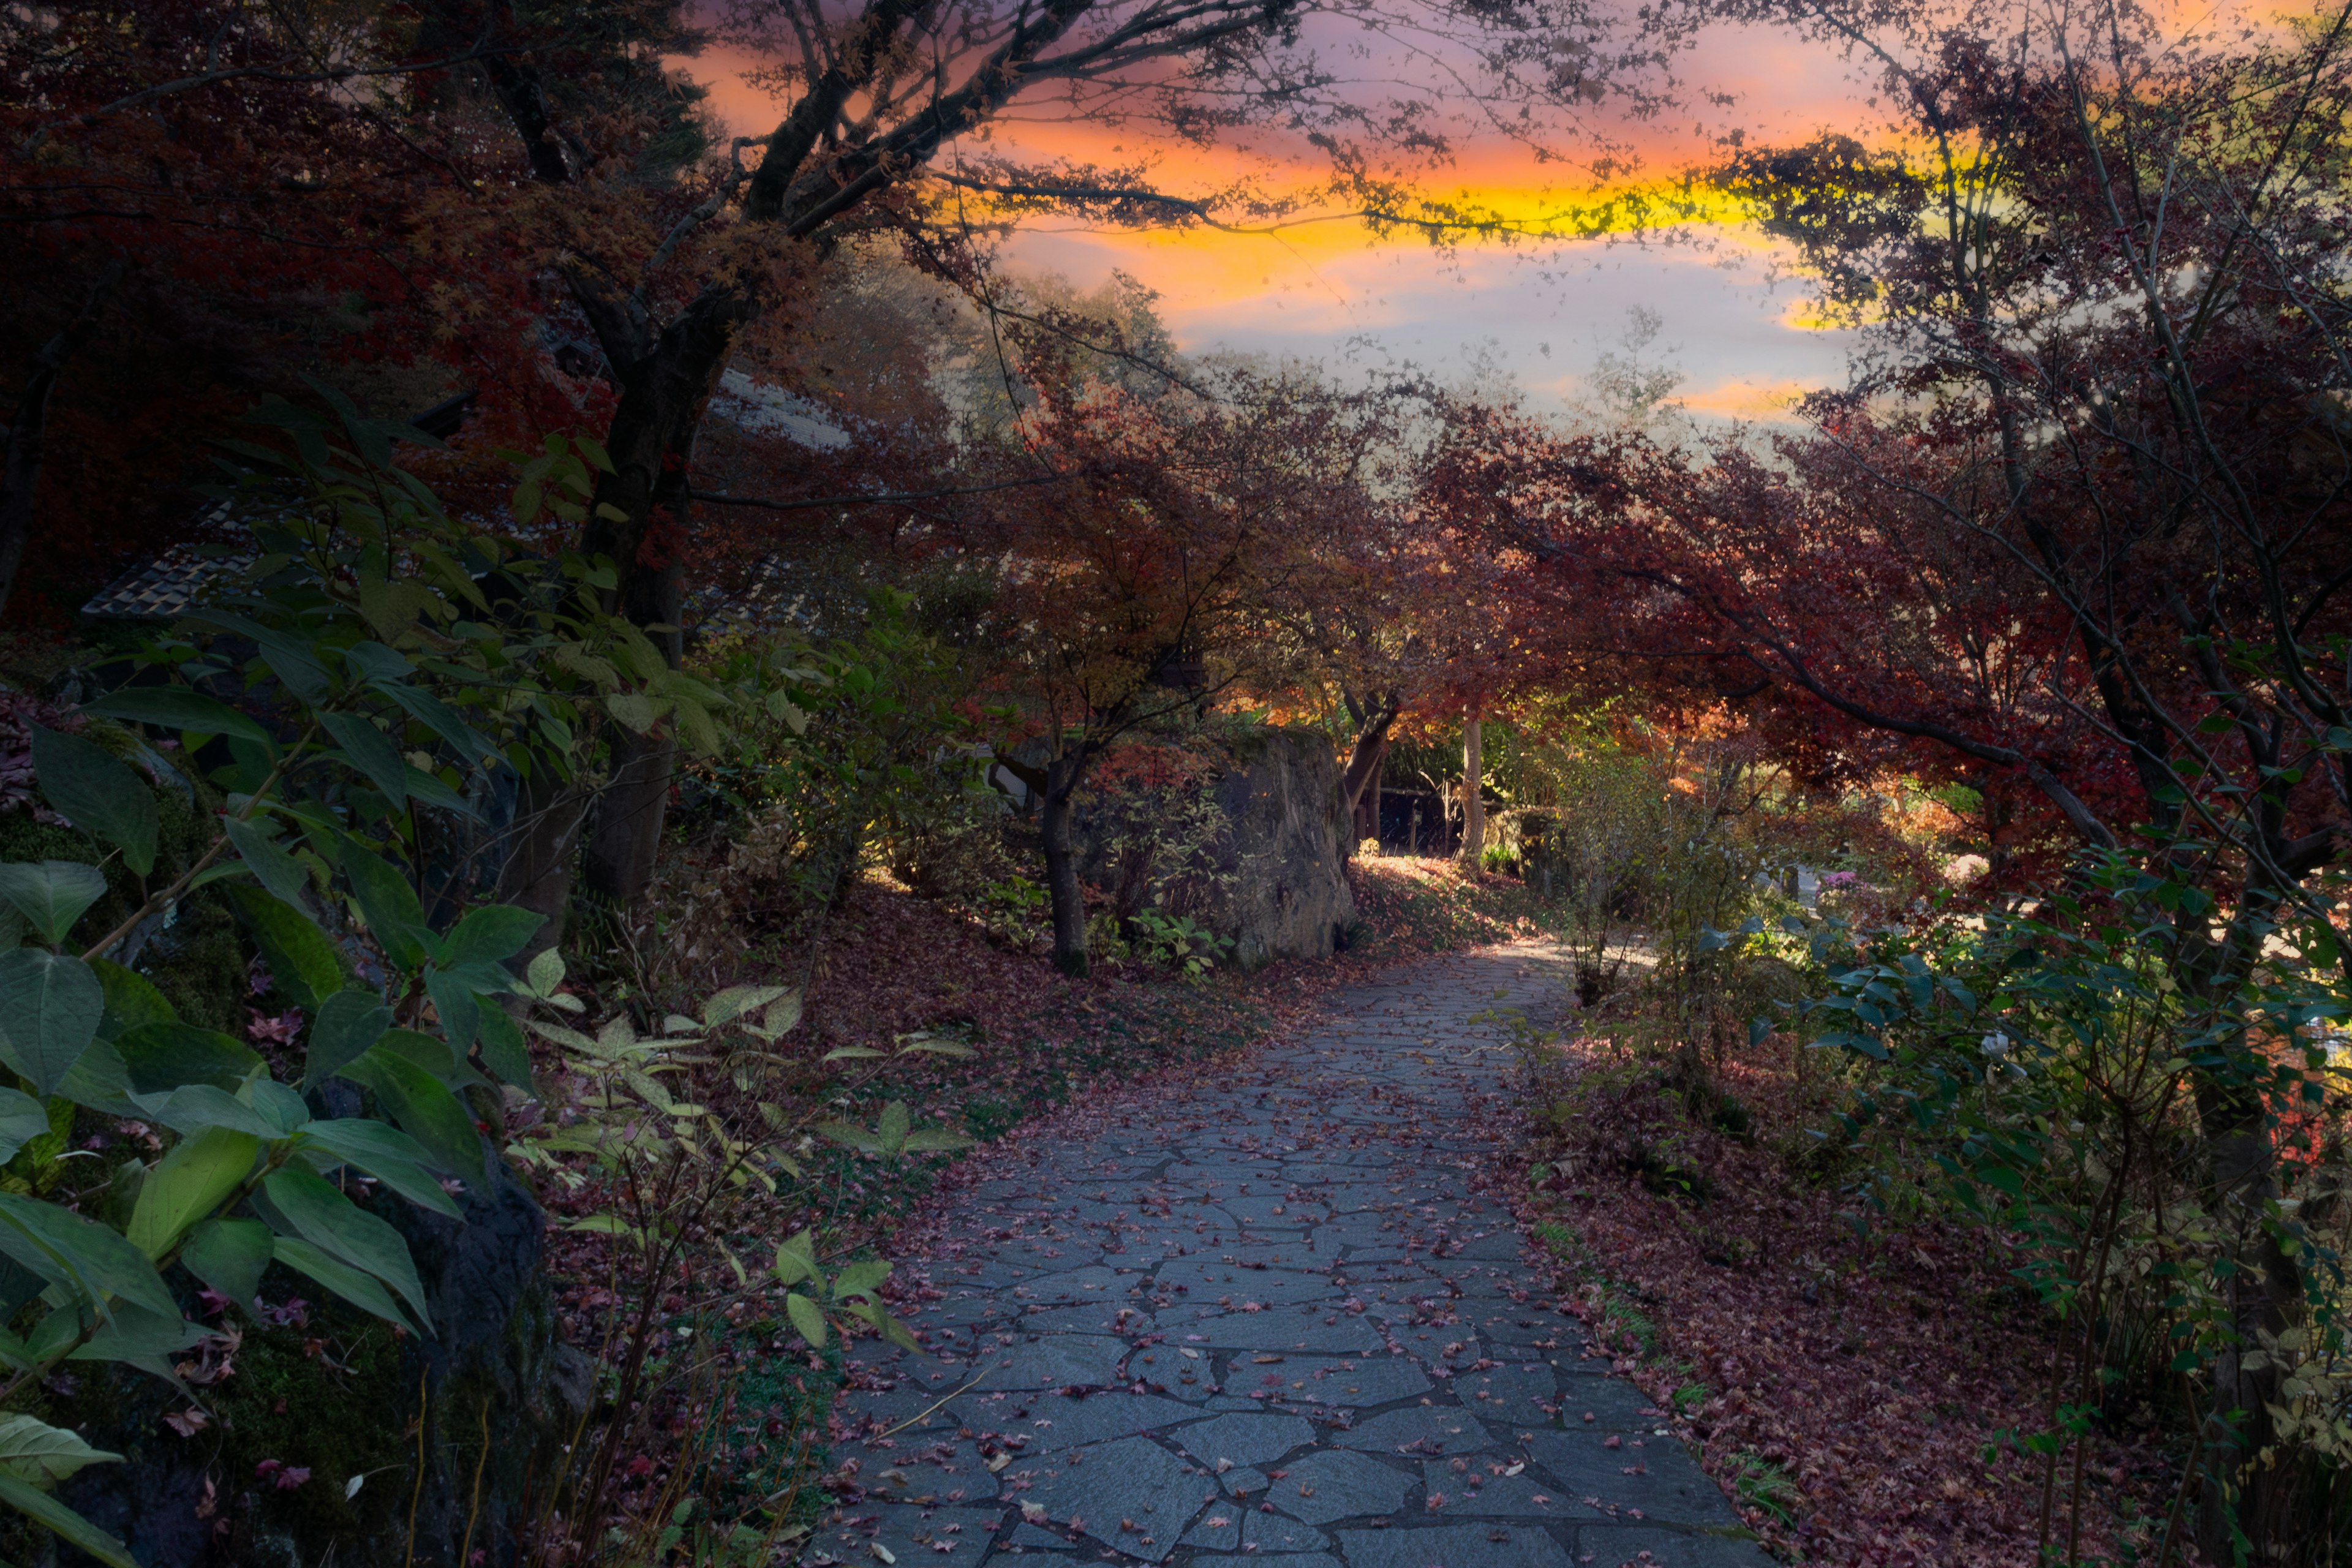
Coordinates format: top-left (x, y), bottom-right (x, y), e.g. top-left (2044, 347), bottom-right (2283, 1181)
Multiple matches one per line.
top-left (1344, 854), bottom-right (1567, 959)
top-left (538, 852), bottom-right (1525, 1561)
top-left (1513, 1016), bottom-right (2194, 1567)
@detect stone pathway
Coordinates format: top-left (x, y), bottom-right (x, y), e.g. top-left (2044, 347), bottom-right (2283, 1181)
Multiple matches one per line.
top-left (810, 945), bottom-right (1774, 1568)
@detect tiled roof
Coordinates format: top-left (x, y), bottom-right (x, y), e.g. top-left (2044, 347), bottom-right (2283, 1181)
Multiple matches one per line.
top-left (78, 505), bottom-right (255, 620)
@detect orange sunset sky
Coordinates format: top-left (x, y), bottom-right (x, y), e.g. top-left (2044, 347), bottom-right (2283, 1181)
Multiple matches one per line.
top-left (676, 2), bottom-right (2294, 421)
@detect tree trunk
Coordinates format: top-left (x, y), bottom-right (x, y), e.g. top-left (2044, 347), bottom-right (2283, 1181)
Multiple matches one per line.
top-left (2171, 872), bottom-right (2312, 1562)
top-left (1340, 699), bottom-right (1398, 819)
top-left (0, 262), bottom-right (120, 623)
top-left (2195, 1079), bottom-right (2305, 1564)
top-left (582, 729), bottom-right (674, 907)
top-left (573, 288), bottom-right (744, 908)
top-left (1039, 764), bottom-right (1088, 978)
top-left (1461, 716), bottom-right (1485, 863)
top-left (1349, 737), bottom-right (1389, 844)
top-left (496, 764), bottom-right (587, 967)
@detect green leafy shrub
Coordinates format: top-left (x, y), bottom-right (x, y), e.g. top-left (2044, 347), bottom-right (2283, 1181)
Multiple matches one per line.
top-left (0, 388), bottom-right (719, 1561)
top-left (1795, 851), bottom-right (2352, 1561)
top-left (1128, 907), bottom-right (1234, 979)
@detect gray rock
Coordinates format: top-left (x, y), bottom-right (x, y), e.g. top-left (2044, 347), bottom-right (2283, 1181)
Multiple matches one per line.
top-left (794, 949), bottom-right (1776, 1568)
top-left (808, 1503), bottom-right (999, 1566)
top-left (1518, 1430), bottom-right (1744, 1527)
top-left (1335, 1522), bottom-right (1575, 1568)
top-left (1156, 1259), bottom-right (1336, 1304)
top-left (1071, 725), bottom-right (1355, 968)
top-left (1570, 1524), bottom-right (1780, 1566)
top-left (1180, 1506), bottom-right (1243, 1550)
top-left (1419, 1460), bottom-right (1594, 1521)
top-left (1449, 1359), bottom-right (1566, 1425)
top-left (978, 1333), bottom-right (1131, 1389)
top-left (1277, 1355), bottom-right (1434, 1407)
top-left (1171, 1303), bottom-right (1381, 1353)
top-left (1017, 1435), bottom-right (1202, 1562)
top-left (1001, 1521), bottom-right (1082, 1551)
top-left (1268, 1449), bottom-right (1417, 1526)
top-left (1220, 1464), bottom-right (1271, 1498)
top-left (1172, 1411), bottom-right (1317, 1468)
top-left (960, 1390), bottom-right (1199, 1453)
top-left (1333, 1404), bottom-right (1490, 1456)
top-left (1244, 1508), bottom-right (1333, 1553)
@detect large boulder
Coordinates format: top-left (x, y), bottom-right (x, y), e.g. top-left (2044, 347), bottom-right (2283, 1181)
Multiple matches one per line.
top-left (1076, 726), bottom-right (1354, 969)
top-left (56, 1125), bottom-right (579, 1568)
top-left (1205, 726), bottom-right (1356, 968)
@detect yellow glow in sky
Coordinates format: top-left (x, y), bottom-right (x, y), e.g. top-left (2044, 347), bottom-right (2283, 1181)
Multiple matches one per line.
top-left (678, 17), bottom-right (1880, 418)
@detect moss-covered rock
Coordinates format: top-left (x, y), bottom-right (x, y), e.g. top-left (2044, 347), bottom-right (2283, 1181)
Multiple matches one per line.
top-left (56, 1144), bottom-right (570, 1568)
top-left (137, 892), bottom-right (247, 1035)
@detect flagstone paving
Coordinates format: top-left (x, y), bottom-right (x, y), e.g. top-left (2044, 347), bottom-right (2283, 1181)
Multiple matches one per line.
top-left (810, 944), bottom-right (1773, 1568)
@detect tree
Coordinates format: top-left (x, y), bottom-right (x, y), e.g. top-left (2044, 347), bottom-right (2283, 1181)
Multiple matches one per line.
top-left (1451, 3), bottom-right (2352, 1550)
top-left (457, 0), bottom-right (1664, 905)
top-left (0, 0), bottom-right (713, 623)
top-left (15, 0), bottom-right (1671, 914)
top-left (968, 338), bottom-right (1388, 974)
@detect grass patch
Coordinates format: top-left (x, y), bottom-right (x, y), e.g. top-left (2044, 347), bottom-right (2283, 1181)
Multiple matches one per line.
top-left (1345, 856), bottom-right (1563, 959)
top-left (1731, 1450), bottom-right (1804, 1526)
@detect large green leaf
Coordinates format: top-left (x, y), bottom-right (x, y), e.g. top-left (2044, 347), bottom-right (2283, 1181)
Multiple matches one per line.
top-left (785, 1291), bottom-right (827, 1348)
top-left (127, 1084), bottom-right (278, 1140)
top-left (318, 712), bottom-right (408, 808)
top-left (371, 679), bottom-right (496, 764)
top-left (221, 817), bottom-right (316, 913)
top-left (114, 1022), bottom-right (263, 1095)
top-left (263, 1166), bottom-right (429, 1326)
top-left (126, 1126), bottom-right (261, 1259)
top-left (703, 984), bottom-right (790, 1028)
top-left (28, 727), bottom-right (158, 877)
top-left (0, 862), bottom-right (106, 948)
top-left (374, 1027), bottom-right (484, 1090)
top-left (0, 1413), bottom-right (121, 1482)
top-left (294, 1119), bottom-right (460, 1218)
top-left (56, 1038), bottom-right (138, 1117)
top-left (72, 1300), bottom-right (208, 1362)
top-left (0, 1193), bottom-right (177, 1319)
top-left (0, 949), bottom-right (104, 1098)
top-left (442, 905), bottom-right (544, 968)
top-left (339, 844), bottom-right (430, 970)
top-left (473, 1003), bottom-right (535, 1091)
top-left (401, 764), bottom-right (480, 820)
top-left (81, 686), bottom-right (271, 748)
top-left (181, 1216), bottom-right (274, 1306)
top-left (223, 884), bottom-right (343, 1011)
top-left (0, 1089), bottom-right (49, 1166)
top-left (831, 1259), bottom-right (891, 1299)
top-left (270, 1236), bottom-right (418, 1335)
top-left (421, 967), bottom-right (480, 1054)
top-left (247, 1077), bottom-right (311, 1136)
top-left (773, 1229), bottom-right (818, 1286)
top-left (0, 1468), bottom-right (138, 1568)
top-left (335, 1046), bottom-right (484, 1184)
top-left (89, 959), bottom-right (175, 1041)
top-left (185, 611), bottom-right (333, 705)
top-left (342, 641), bottom-right (415, 685)
top-left (303, 990), bottom-right (391, 1089)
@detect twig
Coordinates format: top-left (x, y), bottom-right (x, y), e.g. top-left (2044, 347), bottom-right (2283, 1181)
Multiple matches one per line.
top-left (876, 1373), bottom-right (987, 1439)
top-left (459, 1397), bottom-right (491, 1568)
top-left (79, 724), bottom-right (315, 962)
top-left (689, 472), bottom-right (1077, 512)
top-left (404, 1368), bottom-right (429, 1568)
